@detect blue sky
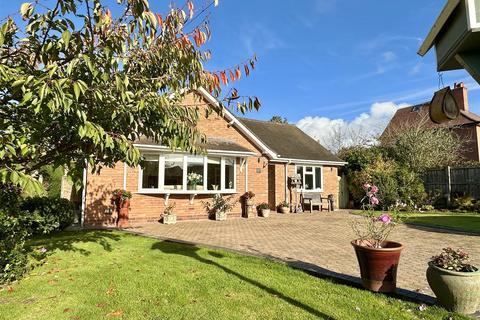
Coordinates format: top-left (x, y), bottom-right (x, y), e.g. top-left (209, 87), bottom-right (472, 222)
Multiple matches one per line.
top-left (2, 0), bottom-right (480, 143)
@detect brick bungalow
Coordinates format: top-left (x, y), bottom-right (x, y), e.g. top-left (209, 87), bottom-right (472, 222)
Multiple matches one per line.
top-left (81, 88), bottom-right (346, 226)
top-left (381, 82), bottom-right (480, 161)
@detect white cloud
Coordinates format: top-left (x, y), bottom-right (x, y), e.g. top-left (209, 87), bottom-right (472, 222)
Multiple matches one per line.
top-left (382, 51), bottom-right (396, 62)
top-left (296, 101), bottom-right (410, 152)
top-left (240, 23), bottom-right (285, 56)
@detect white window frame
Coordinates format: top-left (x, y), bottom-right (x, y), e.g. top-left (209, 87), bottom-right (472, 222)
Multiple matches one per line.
top-left (295, 165), bottom-right (324, 192)
top-left (137, 153), bottom-right (236, 194)
top-left (138, 153), bottom-right (161, 192)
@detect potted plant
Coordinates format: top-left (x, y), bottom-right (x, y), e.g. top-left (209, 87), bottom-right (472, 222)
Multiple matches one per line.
top-left (427, 248), bottom-right (480, 314)
top-left (257, 203), bottom-right (270, 217)
top-left (111, 189), bottom-right (132, 228)
top-left (162, 203), bottom-right (177, 225)
top-left (203, 194), bottom-right (235, 221)
top-left (187, 172), bottom-right (202, 190)
top-left (278, 201), bottom-right (290, 214)
top-left (350, 183), bottom-right (403, 293)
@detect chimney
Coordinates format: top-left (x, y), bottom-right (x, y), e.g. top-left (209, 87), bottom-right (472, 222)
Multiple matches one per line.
top-left (452, 82), bottom-right (469, 112)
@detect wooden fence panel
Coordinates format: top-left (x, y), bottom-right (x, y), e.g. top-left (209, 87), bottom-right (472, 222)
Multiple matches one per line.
top-left (424, 166), bottom-right (480, 201)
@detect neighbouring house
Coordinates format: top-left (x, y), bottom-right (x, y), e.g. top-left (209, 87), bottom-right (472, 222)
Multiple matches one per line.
top-left (381, 82), bottom-right (480, 161)
top-left (79, 88), bottom-right (346, 226)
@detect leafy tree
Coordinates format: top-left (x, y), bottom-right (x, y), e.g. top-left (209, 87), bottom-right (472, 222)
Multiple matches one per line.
top-left (381, 116), bottom-right (464, 173)
top-left (0, 0), bottom-right (260, 192)
top-left (270, 115), bottom-right (288, 124)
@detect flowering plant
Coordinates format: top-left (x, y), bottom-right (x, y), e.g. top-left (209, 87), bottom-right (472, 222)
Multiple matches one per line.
top-left (351, 183), bottom-right (397, 248)
top-left (187, 172), bottom-right (202, 185)
top-left (112, 189), bottom-right (132, 201)
top-left (431, 248), bottom-right (478, 272)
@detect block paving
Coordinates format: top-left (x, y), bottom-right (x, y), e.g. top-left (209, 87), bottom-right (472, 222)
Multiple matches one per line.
top-left (131, 210), bottom-right (480, 300)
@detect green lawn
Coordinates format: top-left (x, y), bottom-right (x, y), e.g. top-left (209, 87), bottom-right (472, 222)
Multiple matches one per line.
top-left (0, 231), bottom-right (466, 320)
top-left (400, 212), bottom-right (480, 234)
top-left (350, 210), bottom-right (480, 234)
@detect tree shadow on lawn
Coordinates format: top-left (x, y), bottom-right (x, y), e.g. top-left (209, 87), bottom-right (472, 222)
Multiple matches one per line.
top-left (151, 241), bottom-right (337, 320)
top-left (402, 215), bottom-right (480, 236)
top-left (26, 230), bottom-right (123, 256)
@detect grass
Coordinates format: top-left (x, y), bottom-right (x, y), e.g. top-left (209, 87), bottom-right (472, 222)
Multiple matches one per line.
top-left (350, 210), bottom-right (480, 234)
top-left (0, 230), bottom-right (467, 320)
top-left (400, 212), bottom-right (480, 234)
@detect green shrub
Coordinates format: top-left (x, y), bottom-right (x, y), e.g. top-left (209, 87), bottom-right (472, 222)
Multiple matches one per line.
top-left (21, 197), bottom-right (76, 234)
top-left (452, 196), bottom-right (475, 211)
top-left (347, 157), bottom-right (426, 210)
top-left (0, 211), bottom-right (30, 284)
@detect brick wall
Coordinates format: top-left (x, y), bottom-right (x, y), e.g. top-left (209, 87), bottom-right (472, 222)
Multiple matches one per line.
top-left (84, 92), bottom-right (341, 226)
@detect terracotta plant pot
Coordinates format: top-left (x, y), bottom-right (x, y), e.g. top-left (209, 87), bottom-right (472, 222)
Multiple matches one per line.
top-left (163, 214), bottom-right (177, 225)
top-left (427, 262), bottom-right (480, 314)
top-left (116, 198), bottom-right (130, 228)
top-left (260, 209), bottom-right (270, 217)
top-left (351, 240), bottom-right (403, 293)
top-left (215, 211), bottom-right (227, 221)
top-left (280, 206), bottom-right (289, 214)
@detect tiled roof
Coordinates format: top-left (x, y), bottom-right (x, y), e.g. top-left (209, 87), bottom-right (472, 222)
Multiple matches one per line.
top-left (135, 136), bottom-right (253, 154)
top-left (382, 103), bottom-right (480, 138)
top-left (238, 118), bottom-right (343, 162)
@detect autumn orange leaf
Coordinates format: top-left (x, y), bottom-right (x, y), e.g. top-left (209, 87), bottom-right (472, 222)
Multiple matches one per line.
top-left (244, 64), bottom-right (250, 76)
top-left (188, 1), bottom-right (194, 19)
top-left (229, 70), bottom-right (235, 82)
top-left (155, 13), bottom-right (163, 28)
top-left (235, 67), bottom-right (241, 80)
top-left (220, 71), bottom-right (228, 85)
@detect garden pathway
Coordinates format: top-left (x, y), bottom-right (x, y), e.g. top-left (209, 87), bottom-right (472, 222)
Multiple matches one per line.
top-left (131, 211), bottom-right (480, 302)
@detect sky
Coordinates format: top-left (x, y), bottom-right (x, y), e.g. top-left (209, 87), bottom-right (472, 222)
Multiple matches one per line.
top-left (2, 0), bottom-right (480, 147)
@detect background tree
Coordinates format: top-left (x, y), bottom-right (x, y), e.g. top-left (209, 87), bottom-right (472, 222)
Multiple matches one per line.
top-left (381, 116), bottom-right (465, 173)
top-left (0, 0), bottom-right (260, 192)
top-left (270, 115), bottom-right (288, 124)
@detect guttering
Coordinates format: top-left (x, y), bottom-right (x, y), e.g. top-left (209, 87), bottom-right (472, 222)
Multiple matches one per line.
top-left (133, 143), bottom-right (257, 157)
top-left (418, 0), bottom-right (461, 56)
top-left (196, 87), bottom-right (278, 159)
top-left (270, 157), bottom-right (347, 166)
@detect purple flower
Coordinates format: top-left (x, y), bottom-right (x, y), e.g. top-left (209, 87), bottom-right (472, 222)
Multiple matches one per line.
top-left (378, 214), bottom-right (392, 225)
top-left (370, 196), bottom-right (379, 206)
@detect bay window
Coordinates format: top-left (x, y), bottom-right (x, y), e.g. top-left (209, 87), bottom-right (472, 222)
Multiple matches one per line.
top-left (141, 154), bottom-right (159, 189)
top-left (186, 156), bottom-right (204, 190)
top-left (295, 165), bottom-right (323, 191)
top-left (224, 158), bottom-right (235, 190)
top-left (164, 155), bottom-right (183, 190)
top-left (207, 157), bottom-right (221, 190)
top-left (138, 153), bottom-right (236, 193)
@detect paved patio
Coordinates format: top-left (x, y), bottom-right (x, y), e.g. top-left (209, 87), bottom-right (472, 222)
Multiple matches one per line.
top-left (131, 210), bottom-right (480, 301)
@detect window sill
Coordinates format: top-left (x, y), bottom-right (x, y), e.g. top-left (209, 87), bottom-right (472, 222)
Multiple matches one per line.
top-left (135, 190), bottom-right (238, 195)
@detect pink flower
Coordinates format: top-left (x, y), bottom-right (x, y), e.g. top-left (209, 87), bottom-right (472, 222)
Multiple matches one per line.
top-left (378, 214), bottom-right (392, 225)
top-left (370, 185), bottom-right (379, 194)
top-left (370, 196), bottom-right (379, 206)
top-left (362, 183), bottom-right (371, 191)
